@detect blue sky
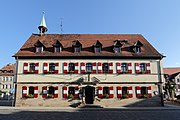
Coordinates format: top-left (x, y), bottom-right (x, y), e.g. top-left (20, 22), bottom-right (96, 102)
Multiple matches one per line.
top-left (0, 0), bottom-right (180, 68)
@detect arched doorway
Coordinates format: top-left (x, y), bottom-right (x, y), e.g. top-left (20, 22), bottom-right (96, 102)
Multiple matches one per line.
top-left (85, 86), bottom-right (95, 104)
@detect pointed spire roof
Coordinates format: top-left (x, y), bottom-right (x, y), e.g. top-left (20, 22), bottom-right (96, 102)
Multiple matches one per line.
top-left (38, 12), bottom-right (48, 34)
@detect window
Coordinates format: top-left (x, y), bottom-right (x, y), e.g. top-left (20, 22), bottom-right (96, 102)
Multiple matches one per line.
top-left (6, 85), bottom-right (8, 89)
top-left (177, 78), bottom-right (180, 83)
top-left (139, 63), bottom-right (146, 72)
top-left (49, 63), bottom-right (55, 73)
top-left (36, 47), bottom-right (43, 53)
top-left (9, 84), bottom-right (11, 89)
top-left (10, 77), bottom-right (12, 81)
top-left (114, 46), bottom-right (121, 53)
top-left (3, 77), bottom-right (5, 81)
top-left (69, 63), bottom-right (75, 72)
top-left (48, 86), bottom-right (55, 95)
top-left (102, 63), bottom-right (109, 73)
top-left (29, 86), bottom-right (34, 95)
top-left (74, 47), bottom-right (81, 53)
top-left (6, 77), bottom-right (8, 81)
top-left (29, 63), bottom-right (36, 72)
top-left (103, 87), bottom-right (109, 98)
top-left (134, 47), bottom-right (141, 53)
top-left (86, 63), bottom-right (92, 73)
top-left (121, 63), bottom-right (128, 72)
top-left (141, 87), bottom-right (148, 96)
top-left (54, 46), bottom-right (61, 53)
top-left (94, 47), bottom-right (101, 53)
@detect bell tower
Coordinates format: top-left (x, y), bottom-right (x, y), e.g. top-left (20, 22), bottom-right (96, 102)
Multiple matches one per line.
top-left (38, 12), bottom-right (48, 35)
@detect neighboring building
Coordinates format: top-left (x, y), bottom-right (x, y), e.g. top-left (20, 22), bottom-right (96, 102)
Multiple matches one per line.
top-left (164, 68), bottom-right (180, 97)
top-left (13, 15), bottom-right (164, 107)
top-left (0, 63), bottom-right (15, 99)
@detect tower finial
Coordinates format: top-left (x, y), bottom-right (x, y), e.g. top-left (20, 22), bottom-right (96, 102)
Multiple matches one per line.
top-left (38, 12), bottom-right (48, 35)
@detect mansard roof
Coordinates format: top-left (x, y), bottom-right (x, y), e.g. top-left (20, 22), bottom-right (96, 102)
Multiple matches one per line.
top-left (13, 34), bottom-right (163, 59)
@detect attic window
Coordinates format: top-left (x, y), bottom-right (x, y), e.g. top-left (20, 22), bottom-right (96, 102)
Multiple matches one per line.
top-left (133, 41), bottom-right (143, 53)
top-left (94, 40), bottom-right (102, 53)
top-left (36, 47), bottom-right (43, 53)
top-left (113, 40), bottom-right (122, 53)
top-left (53, 40), bottom-right (62, 53)
top-left (34, 40), bottom-right (44, 53)
top-left (73, 40), bottom-right (82, 53)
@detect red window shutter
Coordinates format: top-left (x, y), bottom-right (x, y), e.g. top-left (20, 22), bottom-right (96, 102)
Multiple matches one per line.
top-left (34, 86), bottom-right (38, 98)
top-left (117, 86), bottom-right (122, 98)
top-left (92, 62), bottom-right (97, 73)
top-left (23, 63), bottom-right (28, 74)
top-left (54, 86), bottom-right (58, 98)
top-left (148, 86), bottom-right (152, 98)
top-left (128, 86), bottom-right (133, 98)
top-left (74, 86), bottom-right (79, 98)
top-left (54, 63), bottom-right (59, 74)
top-left (42, 86), bottom-right (47, 98)
top-left (109, 86), bottom-right (114, 98)
top-left (98, 86), bottom-right (103, 98)
top-left (35, 63), bottom-right (39, 74)
top-left (97, 62), bottom-right (102, 74)
top-left (136, 86), bottom-right (141, 98)
top-left (128, 63), bottom-right (132, 73)
top-left (63, 62), bottom-right (68, 74)
top-left (63, 86), bottom-right (68, 98)
top-left (43, 63), bottom-right (48, 74)
top-left (135, 63), bottom-right (140, 74)
top-left (81, 63), bottom-right (85, 74)
top-left (116, 63), bottom-right (121, 74)
top-left (74, 63), bottom-right (79, 74)
top-left (109, 62), bottom-right (113, 74)
top-left (22, 86), bottom-right (27, 97)
top-left (146, 63), bottom-right (151, 74)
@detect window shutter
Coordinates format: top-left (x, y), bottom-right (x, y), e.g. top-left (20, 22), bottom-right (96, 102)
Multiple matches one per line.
top-left (74, 86), bottom-right (79, 98)
top-left (74, 63), bottom-right (79, 74)
top-left (146, 63), bottom-right (151, 74)
top-left (109, 62), bottom-right (113, 74)
top-left (22, 86), bottom-right (27, 97)
top-left (117, 86), bottom-right (122, 98)
top-left (116, 63), bottom-right (121, 74)
top-left (136, 86), bottom-right (141, 98)
top-left (54, 63), bottom-right (59, 74)
top-left (63, 86), bottom-right (68, 98)
top-left (128, 86), bottom-right (133, 98)
top-left (81, 63), bottom-right (85, 74)
top-left (34, 86), bottom-right (38, 98)
top-left (98, 86), bottom-right (103, 98)
top-left (63, 62), bottom-right (68, 74)
top-left (23, 63), bottom-right (28, 74)
top-left (148, 86), bottom-right (152, 97)
top-left (54, 86), bottom-right (58, 98)
top-left (42, 86), bottom-right (47, 98)
top-left (97, 62), bottom-right (102, 74)
top-left (43, 63), bottom-right (48, 74)
top-left (109, 86), bottom-right (114, 98)
top-left (135, 63), bottom-right (140, 74)
top-left (92, 62), bottom-right (97, 73)
top-left (128, 63), bottom-right (132, 73)
top-left (35, 63), bottom-right (39, 74)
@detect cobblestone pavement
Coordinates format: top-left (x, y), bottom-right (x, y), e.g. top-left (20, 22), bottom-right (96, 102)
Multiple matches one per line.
top-left (0, 108), bottom-right (180, 120)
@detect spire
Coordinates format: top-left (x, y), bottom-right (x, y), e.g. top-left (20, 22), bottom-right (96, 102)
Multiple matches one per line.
top-left (38, 12), bottom-right (48, 35)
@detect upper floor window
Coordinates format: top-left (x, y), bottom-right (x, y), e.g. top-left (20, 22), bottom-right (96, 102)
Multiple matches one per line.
top-left (69, 63), bottom-right (75, 72)
top-left (6, 77), bottom-right (8, 81)
top-left (121, 63), bottom-right (128, 72)
top-left (29, 63), bottom-right (36, 72)
top-left (102, 63), bottom-right (109, 73)
top-left (86, 63), bottom-right (92, 73)
top-left (49, 63), bottom-right (55, 72)
top-left (139, 63), bottom-right (146, 72)
top-left (177, 78), bottom-right (180, 83)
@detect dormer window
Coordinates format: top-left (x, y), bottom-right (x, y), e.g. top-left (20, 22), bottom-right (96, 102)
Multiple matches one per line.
top-left (113, 40), bottom-right (122, 53)
top-left (94, 40), bottom-right (102, 53)
top-left (133, 41), bottom-right (143, 53)
top-left (34, 40), bottom-right (44, 53)
top-left (53, 40), bottom-right (63, 53)
top-left (73, 40), bottom-right (82, 53)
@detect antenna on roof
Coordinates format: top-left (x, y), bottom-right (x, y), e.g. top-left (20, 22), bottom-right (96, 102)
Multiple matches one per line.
top-left (60, 18), bottom-right (63, 34)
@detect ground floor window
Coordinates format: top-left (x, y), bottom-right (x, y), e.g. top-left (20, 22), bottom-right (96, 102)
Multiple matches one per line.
top-left (103, 87), bottom-right (109, 98)
top-left (136, 86), bottom-right (151, 98)
top-left (122, 87), bottom-right (128, 98)
top-left (22, 86), bottom-right (38, 98)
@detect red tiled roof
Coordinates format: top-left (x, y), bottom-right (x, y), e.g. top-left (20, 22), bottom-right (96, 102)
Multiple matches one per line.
top-left (13, 34), bottom-right (163, 58)
top-left (163, 67), bottom-right (180, 75)
top-left (0, 63), bottom-right (15, 76)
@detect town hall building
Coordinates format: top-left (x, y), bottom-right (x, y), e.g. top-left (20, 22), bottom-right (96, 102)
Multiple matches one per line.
top-left (13, 15), bottom-right (164, 107)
